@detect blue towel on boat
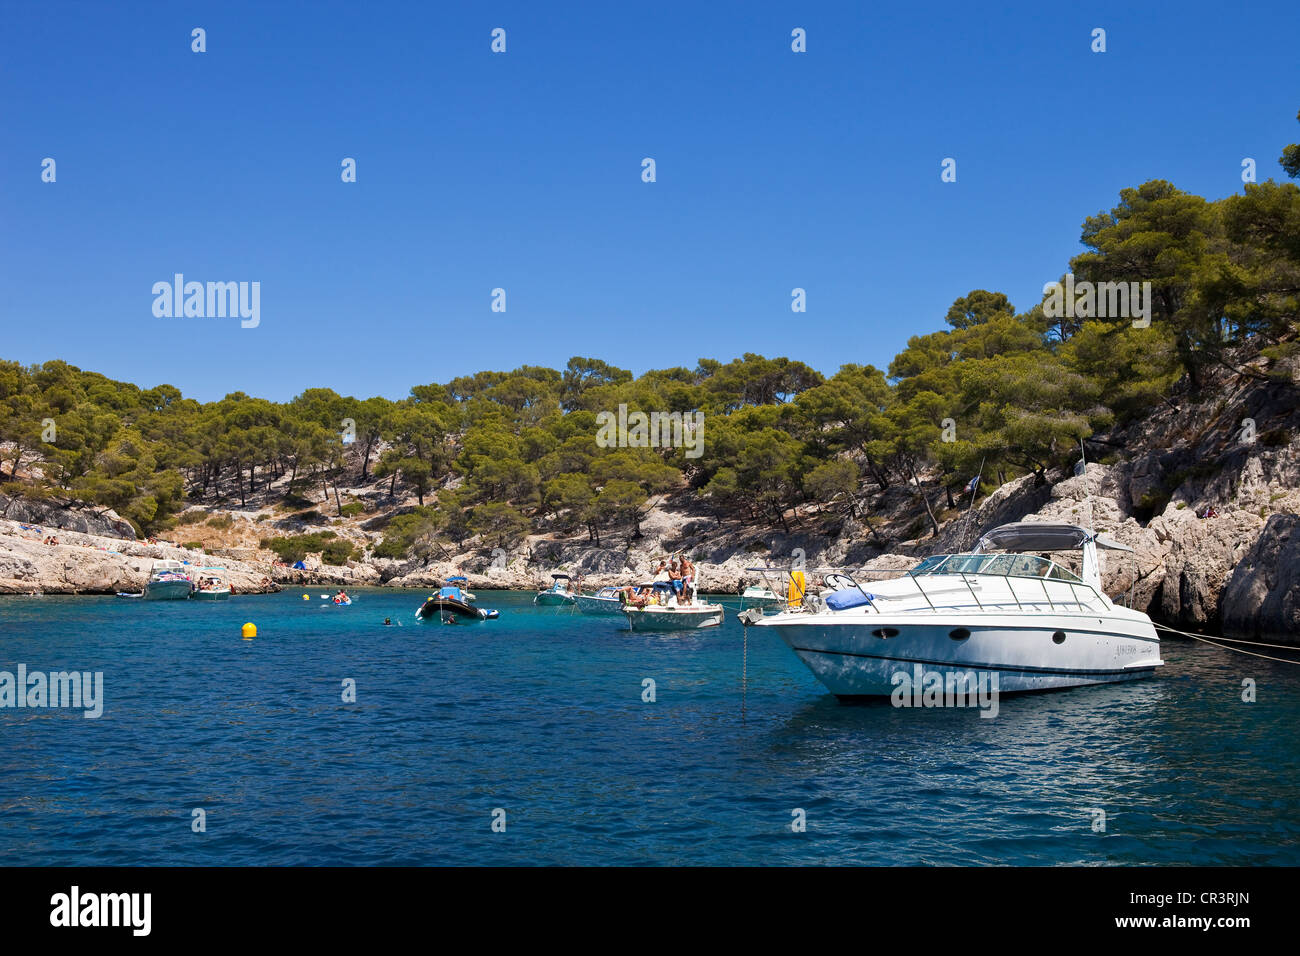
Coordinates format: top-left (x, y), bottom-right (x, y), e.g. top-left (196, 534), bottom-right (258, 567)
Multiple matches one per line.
top-left (826, 589), bottom-right (874, 611)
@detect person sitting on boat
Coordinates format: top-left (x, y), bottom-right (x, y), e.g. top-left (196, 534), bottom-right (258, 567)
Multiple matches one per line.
top-left (627, 587), bottom-right (651, 608)
top-left (334, 589), bottom-right (350, 603)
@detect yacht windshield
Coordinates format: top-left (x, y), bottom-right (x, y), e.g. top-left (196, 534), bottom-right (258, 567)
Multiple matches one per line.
top-left (911, 553), bottom-right (1082, 582)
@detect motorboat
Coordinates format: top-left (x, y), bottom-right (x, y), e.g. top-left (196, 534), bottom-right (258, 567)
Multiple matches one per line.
top-left (534, 573), bottom-right (577, 606)
top-left (191, 567), bottom-right (231, 600)
top-left (575, 585), bottom-right (635, 616)
top-left (417, 579), bottom-right (499, 621)
top-left (623, 581), bottom-right (724, 631)
top-left (142, 560), bottom-right (193, 601)
top-left (625, 602), bottom-right (725, 630)
top-left (742, 522), bottom-right (1162, 698)
top-left (740, 583), bottom-right (783, 610)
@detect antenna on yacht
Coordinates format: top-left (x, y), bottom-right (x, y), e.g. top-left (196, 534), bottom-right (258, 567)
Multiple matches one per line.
top-left (1079, 438), bottom-right (1096, 539)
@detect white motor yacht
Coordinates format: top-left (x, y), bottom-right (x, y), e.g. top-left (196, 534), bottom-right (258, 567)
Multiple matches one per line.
top-left (142, 560), bottom-right (193, 601)
top-left (743, 522), bottom-right (1162, 697)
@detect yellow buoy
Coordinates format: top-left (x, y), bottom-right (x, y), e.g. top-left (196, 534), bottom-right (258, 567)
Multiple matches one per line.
top-left (241, 622), bottom-right (257, 639)
top-left (302, 594), bottom-right (310, 601)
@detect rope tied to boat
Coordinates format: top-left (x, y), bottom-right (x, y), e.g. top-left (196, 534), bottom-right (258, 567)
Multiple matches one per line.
top-left (1154, 622), bottom-right (1300, 665)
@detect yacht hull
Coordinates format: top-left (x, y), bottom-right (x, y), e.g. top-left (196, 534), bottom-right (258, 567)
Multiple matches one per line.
top-left (534, 592), bottom-right (575, 606)
top-left (142, 579), bottom-right (193, 601)
top-left (625, 605), bottom-right (724, 631)
top-left (760, 613), bottom-right (1162, 696)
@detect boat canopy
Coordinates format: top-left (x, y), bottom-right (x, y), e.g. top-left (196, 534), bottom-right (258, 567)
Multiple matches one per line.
top-left (973, 522), bottom-right (1132, 554)
top-left (551, 573), bottom-right (571, 580)
top-left (446, 576), bottom-right (467, 583)
top-left (437, 586), bottom-right (464, 599)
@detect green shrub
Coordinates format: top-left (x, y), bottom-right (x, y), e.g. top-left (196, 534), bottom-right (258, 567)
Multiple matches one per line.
top-left (2, 481), bottom-right (55, 501)
top-left (277, 493), bottom-right (316, 511)
top-left (339, 502), bottom-right (365, 517)
top-left (207, 514), bottom-right (233, 529)
top-left (320, 539), bottom-right (356, 565)
top-left (176, 510), bottom-right (207, 525)
top-left (260, 532), bottom-right (354, 565)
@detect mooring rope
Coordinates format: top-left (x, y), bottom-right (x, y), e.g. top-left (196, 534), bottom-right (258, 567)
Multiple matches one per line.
top-left (1154, 622), bottom-right (1300, 665)
top-left (741, 623), bottom-right (748, 723)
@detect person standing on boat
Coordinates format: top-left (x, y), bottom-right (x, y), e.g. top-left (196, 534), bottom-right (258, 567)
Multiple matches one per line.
top-left (680, 556), bottom-right (695, 605)
top-left (668, 559), bottom-right (683, 598)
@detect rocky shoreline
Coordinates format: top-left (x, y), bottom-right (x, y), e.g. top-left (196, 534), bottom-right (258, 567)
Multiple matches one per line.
top-left (2, 457), bottom-right (1297, 645)
top-left (3, 358), bottom-right (1297, 643)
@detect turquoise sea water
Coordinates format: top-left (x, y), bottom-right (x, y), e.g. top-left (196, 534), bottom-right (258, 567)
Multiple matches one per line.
top-left (1, 588), bottom-right (1297, 866)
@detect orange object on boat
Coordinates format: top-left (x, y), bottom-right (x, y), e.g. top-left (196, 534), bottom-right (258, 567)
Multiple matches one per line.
top-left (787, 570), bottom-right (806, 607)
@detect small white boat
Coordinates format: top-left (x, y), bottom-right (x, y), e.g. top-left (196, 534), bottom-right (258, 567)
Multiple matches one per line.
top-left (624, 601), bottom-right (725, 631)
top-left (623, 579), bottom-right (724, 631)
top-left (142, 560), bottom-right (192, 601)
top-left (740, 584), bottom-right (783, 610)
top-left (534, 573), bottom-right (577, 606)
top-left (575, 585), bottom-right (633, 616)
top-left (191, 567), bottom-right (231, 601)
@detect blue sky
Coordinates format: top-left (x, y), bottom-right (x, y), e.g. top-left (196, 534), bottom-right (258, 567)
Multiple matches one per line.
top-left (2, 1), bottom-right (1297, 403)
